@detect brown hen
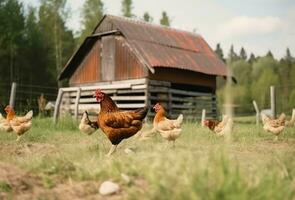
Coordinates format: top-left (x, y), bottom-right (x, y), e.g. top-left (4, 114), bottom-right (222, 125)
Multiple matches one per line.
top-left (93, 89), bottom-right (148, 156)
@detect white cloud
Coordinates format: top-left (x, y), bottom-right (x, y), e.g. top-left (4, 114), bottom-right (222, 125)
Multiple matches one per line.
top-left (218, 16), bottom-right (282, 39)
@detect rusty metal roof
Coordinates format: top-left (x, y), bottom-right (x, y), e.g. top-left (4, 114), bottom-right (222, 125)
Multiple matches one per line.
top-left (109, 15), bottom-right (227, 76)
top-left (59, 15), bottom-right (228, 80)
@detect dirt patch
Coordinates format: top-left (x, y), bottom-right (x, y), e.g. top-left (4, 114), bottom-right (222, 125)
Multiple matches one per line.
top-left (133, 177), bottom-right (149, 194)
top-left (0, 163), bottom-right (124, 200)
top-left (0, 162), bottom-right (42, 199)
top-left (0, 143), bottom-right (58, 156)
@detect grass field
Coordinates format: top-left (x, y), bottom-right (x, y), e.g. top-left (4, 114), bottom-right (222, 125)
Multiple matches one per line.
top-left (0, 117), bottom-right (294, 199)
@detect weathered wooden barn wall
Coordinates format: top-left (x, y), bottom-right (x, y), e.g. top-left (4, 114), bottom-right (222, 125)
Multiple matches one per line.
top-left (70, 36), bottom-right (148, 86)
top-left (115, 37), bottom-right (148, 80)
top-left (69, 41), bottom-right (101, 85)
top-left (101, 36), bottom-right (116, 81)
top-left (148, 68), bottom-right (216, 90)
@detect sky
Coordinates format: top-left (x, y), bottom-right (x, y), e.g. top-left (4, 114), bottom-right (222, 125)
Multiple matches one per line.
top-left (21, 0), bottom-right (295, 59)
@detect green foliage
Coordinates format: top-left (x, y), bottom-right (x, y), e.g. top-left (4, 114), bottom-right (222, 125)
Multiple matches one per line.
top-left (252, 55), bottom-right (279, 79)
top-left (215, 43), bottom-right (225, 62)
top-left (251, 67), bottom-right (279, 109)
top-left (42, 176), bottom-right (55, 189)
top-left (266, 50), bottom-right (274, 58)
top-left (288, 90), bottom-right (295, 108)
top-left (38, 0), bottom-right (75, 87)
top-left (218, 47), bottom-right (295, 115)
top-left (230, 60), bottom-right (252, 85)
top-left (160, 11), bottom-right (171, 26)
top-left (121, 0), bottom-right (133, 17)
top-left (24, 7), bottom-right (56, 87)
top-left (79, 0), bottom-right (104, 45)
top-left (143, 12), bottom-right (153, 22)
top-left (239, 47), bottom-right (247, 60)
top-left (0, 181), bottom-right (12, 193)
top-left (228, 45), bottom-right (239, 62)
top-left (0, 0), bottom-right (75, 113)
top-left (248, 53), bottom-right (256, 64)
top-left (0, 0), bottom-right (25, 83)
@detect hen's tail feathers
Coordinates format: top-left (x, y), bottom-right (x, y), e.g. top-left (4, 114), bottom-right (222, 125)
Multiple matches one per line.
top-left (278, 113), bottom-right (286, 121)
top-left (24, 110), bottom-right (33, 120)
top-left (81, 111), bottom-right (99, 130)
top-left (177, 114), bottom-right (183, 124)
top-left (90, 121), bottom-right (99, 129)
top-left (134, 106), bottom-right (148, 120)
top-left (82, 111), bottom-right (90, 123)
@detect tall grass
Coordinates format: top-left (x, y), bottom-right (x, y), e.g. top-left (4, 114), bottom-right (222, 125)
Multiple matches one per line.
top-left (0, 118), bottom-right (294, 199)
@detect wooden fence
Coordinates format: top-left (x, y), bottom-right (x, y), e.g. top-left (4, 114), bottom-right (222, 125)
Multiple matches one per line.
top-left (54, 78), bottom-right (148, 123)
top-left (53, 78), bottom-right (217, 123)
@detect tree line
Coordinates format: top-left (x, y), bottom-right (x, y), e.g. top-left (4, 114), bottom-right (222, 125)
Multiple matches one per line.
top-left (0, 0), bottom-right (171, 111)
top-left (215, 44), bottom-right (295, 115)
top-left (0, 0), bottom-right (293, 115)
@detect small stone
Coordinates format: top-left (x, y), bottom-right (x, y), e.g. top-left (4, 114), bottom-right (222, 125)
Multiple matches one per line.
top-left (99, 181), bottom-right (119, 195)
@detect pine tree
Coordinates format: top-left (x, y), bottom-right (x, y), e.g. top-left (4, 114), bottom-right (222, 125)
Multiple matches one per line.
top-left (160, 11), bottom-right (170, 26)
top-left (24, 7), bottom-right (55, 86)
top-left (266, 50), bottom-right (274, 58)
top-left (248, 53), bottom-right (256, 64)
top-left (121, 0), bottom-right (133, 17)
top-left (38, 0), bottom-right (75, 87)
top-left (240, 47), bottom-right (247, 60)
top-left (278, 48), bottom-right (294, 107)
top-left (0, 0), bottom-right (25, 83)
top-left (143, 12), bottom-right (152, 22)
top-left (214, 43), bottom-right (225, 62)
top-left (285, 47), bottom-right (294, 62)
top-left (228, 45), bottom-right (238, 62)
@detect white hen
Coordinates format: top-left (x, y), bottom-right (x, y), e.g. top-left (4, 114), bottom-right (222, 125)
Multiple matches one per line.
top-left (140, 103), bottom-right (183, 146)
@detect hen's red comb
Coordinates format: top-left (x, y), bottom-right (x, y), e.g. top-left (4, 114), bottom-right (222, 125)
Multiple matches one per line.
top-left (153, 103), bottom-right (161, 109)
top-left (95, 89), bottom-right (102, 93)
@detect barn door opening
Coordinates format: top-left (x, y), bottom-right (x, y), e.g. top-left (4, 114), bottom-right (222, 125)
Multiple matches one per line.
top-left (101, 36), bottom-right (115, 81)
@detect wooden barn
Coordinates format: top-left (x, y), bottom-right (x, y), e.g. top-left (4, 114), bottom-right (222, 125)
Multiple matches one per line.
top-left (54, 15), bottom-right (228, 121)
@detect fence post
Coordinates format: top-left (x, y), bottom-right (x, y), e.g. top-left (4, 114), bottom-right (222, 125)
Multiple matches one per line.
top-left (74, 87), bottom-right (81, 121)
top-left (252, 100), bottom-right (260, 125)
top-left (201, 109), bottom-right (206, 126)
top-left (270, 86), bottom-right (276, 118)
top-left (9, 82), bottom-right (17, 108)
top-left (292, 109), bottom-right (295, 121)
top-left (53, 88), bottom-right (64, 124)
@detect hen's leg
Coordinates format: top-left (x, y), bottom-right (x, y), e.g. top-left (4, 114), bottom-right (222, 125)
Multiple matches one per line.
top-left (274, 135), bottom-right (279, 141)
top-left (107, 145), bottom-right (117, 156)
